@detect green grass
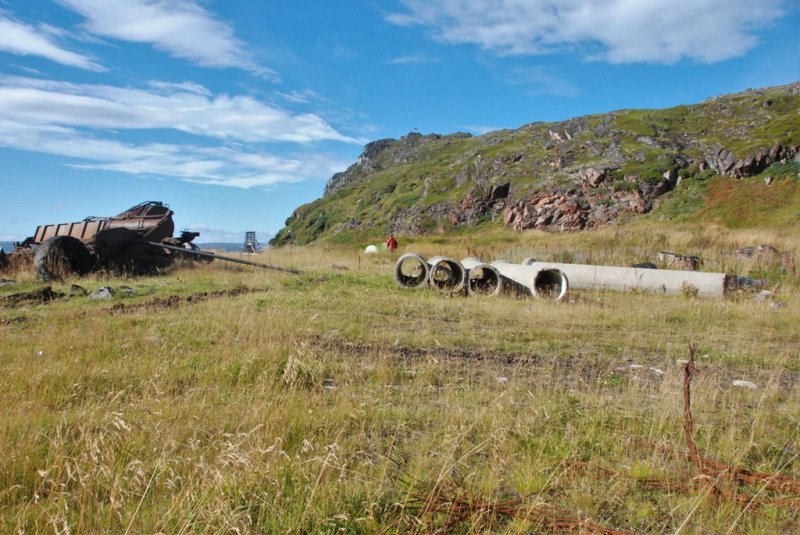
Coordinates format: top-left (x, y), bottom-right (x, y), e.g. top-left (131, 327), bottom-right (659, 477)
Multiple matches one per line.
top-left (1, 227), bottom-right (799, 533)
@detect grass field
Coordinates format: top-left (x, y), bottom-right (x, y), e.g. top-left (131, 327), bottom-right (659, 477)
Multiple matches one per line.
top-left (1, 223), bottom-right (798, 533)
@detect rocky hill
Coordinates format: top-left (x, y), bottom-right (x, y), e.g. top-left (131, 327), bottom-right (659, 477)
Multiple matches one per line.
top-left (271, 83), bottom-right (800, 245)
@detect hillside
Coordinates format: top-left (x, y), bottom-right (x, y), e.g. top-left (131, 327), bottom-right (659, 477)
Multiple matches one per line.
top-left (271, 82), bottom-right (800, 245)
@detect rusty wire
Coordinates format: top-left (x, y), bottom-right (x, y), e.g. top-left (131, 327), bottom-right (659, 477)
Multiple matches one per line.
top-left (405, 485), bottom-right (635, 535)
top-left (388, 341), bottom-right (799, 532)
top-left (680, 342), bottom-right (800, 499)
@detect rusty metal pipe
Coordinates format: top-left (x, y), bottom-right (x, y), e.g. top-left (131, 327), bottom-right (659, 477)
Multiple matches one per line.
top-left (142, 241), bottom-right (301, 274)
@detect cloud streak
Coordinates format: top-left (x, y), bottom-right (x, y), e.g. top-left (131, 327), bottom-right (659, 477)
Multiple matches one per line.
top-left (58, 0), bottom-right (274, 76)
top-left (0, 119), bottom-right (347, 188)
top-left (0, 76), bottom-right (357, 144)
top-left (497, 65), bottom-right (579, 97)
top-left (0, 76), bottom-right (356, 189)
top-left (387, 0), bottom-right (785, 64)
top-left (0, 13), bottom-right (105, 71)
top-left (388, 53), bottom-right (439, 64)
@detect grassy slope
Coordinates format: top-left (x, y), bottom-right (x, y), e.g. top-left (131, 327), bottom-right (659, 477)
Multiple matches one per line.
top-left (274, 84), bottom-right (800, 246)
top-left (1, 225), bottom-right (799, 533)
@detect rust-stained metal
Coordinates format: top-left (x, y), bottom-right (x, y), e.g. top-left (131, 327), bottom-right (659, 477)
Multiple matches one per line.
top-left (5, 201), bottom-right (300, 279)
top-left (25, 201), bottom-right (175, 246)
top-left (144, 241), bottom-right (301, 274)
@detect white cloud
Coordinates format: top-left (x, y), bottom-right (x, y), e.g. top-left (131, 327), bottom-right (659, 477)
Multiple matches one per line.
top-left (388, 53), bottom-right (439, 64)
top-left (0, 76), bottom-right (357, 189)
top-left (147, 80), bottom-right (211, 96)
top-left (58, 0), bottom-right (275, 76)
top-left (276, 88), bottom-right (328, 104)
top-left (0, 13), bottom-right (105, 71)
top-left (465, 124), bottom-right (505, 135)
top-left (387, 0), bottom-right (785, 64)
top-left (0, 76), bottom-right (357, 144)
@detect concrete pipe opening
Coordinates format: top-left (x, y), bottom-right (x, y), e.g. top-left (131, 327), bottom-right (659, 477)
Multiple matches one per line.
top-left (466, 265), bottom-right (502, 296)
top-left (394, 253), bottom-right (429, 289)
top-left (428, 256), bottom-right (466, 294)
top-left (532, 268), bottom-right (568, 301)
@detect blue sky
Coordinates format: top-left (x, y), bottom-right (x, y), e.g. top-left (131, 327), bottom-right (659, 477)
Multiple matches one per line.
top-left (1, 0), bottom-right (798, 243)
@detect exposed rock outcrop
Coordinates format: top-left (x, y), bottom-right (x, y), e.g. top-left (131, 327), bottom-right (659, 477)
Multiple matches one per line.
top-left (323, 138), bottom-right (393, 197)
top-left (705, 143), bottom-right (799, 178)
top-left (324, 132), bottom-right (472, 197)
top-left (446, 182), bottom-right (510, 226)
top-left (502, 169), bottom-right (673, 232)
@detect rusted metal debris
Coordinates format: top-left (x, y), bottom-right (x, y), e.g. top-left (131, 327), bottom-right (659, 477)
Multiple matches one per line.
top-left (2, 201), bottom-right (300, 279)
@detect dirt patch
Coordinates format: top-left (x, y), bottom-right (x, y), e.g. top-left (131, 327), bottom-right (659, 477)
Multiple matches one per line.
top-left (1, 286), bottom-right (63, 306)
top-left (107, 287), bottom-right (266, 314)
top-left (308, 335), bottom-right (800, 390)
top-left (309, 336), bottom-right (628, 390)
top-left (313, 336), bottom-right (541, 365)
top-left (0, 316), bottom-right (31, 325)
top-left (1, 285), bottom-right (264, 313)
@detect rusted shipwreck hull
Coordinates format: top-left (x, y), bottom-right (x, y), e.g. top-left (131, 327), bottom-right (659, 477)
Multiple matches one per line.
top-left (6, 201), bottom-right (199, 279)
top-left (2, 201), bottom-right (298, 279)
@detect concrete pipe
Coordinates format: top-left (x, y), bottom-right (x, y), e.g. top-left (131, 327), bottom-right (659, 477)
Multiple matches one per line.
top-left (428, 256), bottom-right (466, 294)
top-left (461, 257), bottom-right (503, 296)
top-left (522, 261), bottom-right (727, 298)
top-left (394, 253), bottom-right (430, 289)
top-left (492, 261), bottom-right (569, 301)
top-left (532, 268), bottom-right (570, 300)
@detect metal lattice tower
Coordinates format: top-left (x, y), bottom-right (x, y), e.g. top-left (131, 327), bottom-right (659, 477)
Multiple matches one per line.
top-left (243, 231), bottom-right (261, 254)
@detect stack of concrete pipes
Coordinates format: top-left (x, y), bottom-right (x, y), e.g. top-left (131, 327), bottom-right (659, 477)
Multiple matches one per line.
top-left (394, 253), bottom-right (569, 301)
top-left (395, 254), bottom-right (731, 300)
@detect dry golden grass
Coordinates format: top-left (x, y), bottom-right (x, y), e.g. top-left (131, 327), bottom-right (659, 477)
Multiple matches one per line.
top-left (1, 224), bottom-right (798, 533)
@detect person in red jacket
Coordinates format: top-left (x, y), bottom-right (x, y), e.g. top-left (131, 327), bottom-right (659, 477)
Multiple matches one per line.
top-left (386, 234), bottom-right (398, 252)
